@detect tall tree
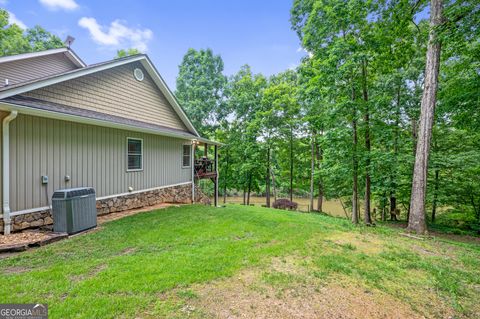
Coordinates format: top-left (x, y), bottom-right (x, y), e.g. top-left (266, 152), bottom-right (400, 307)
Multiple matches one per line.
top-left (408, 0), bottom-right (444, 234)
top-left (0, 9), bottom-right (63, 56)
top-left (175, 48), bottom-right (227, 135)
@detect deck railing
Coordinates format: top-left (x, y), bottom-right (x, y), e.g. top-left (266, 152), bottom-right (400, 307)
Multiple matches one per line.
top-left (194, 157), bottom-right (216, 179)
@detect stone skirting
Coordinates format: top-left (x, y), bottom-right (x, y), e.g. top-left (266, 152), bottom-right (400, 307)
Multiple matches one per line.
top-left (2, 183), bottom-right (211, 233)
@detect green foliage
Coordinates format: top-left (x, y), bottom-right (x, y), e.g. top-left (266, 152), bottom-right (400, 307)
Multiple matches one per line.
top-left (115, 48), bottom-right (141, 58)
top-left (175, 48), bottom-right (227, 135)
top-left (174, 1), bottom-right (479, 229)
top-left (0, 9), bottom-right (63, 56)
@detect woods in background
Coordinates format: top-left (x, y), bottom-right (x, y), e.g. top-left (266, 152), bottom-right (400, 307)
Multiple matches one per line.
top-left (175, 0), bottom-right (480, 234)
top-left (1, 2), bottom-right (478, 235)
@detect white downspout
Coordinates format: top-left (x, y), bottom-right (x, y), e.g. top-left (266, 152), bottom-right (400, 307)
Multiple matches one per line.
top-left (3, 111), bottom-right (18, 235)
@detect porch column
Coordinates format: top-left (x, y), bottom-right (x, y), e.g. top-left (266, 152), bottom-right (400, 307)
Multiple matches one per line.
top-left (214, 144), bottom-right (218, 207)
top-left (191, 141), bottom-right (196, 203)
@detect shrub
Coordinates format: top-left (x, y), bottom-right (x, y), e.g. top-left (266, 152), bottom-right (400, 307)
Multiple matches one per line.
top-left (272, 198), bottom-right (298, 211)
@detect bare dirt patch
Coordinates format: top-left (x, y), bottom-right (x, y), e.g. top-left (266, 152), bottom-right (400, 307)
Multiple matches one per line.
top-left (3, 266), bottom-right (31, 274)
top-left (324, 232), bottom-right (385, 255)
top-left (186, 268), bottom-right (422, 319)
top-left (386, 222), bottom-right (480, 245)
top-left (70, 263), bottom-right (107, 282)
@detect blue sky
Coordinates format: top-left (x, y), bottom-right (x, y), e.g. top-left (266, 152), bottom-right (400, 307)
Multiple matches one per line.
top-left (3, 0), bottom-right (306, 88)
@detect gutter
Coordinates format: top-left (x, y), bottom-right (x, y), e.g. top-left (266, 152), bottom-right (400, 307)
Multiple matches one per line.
top-left (0, 102), bottom-right (222, 146)
top-left (2, 110), bottom-right (17, 235)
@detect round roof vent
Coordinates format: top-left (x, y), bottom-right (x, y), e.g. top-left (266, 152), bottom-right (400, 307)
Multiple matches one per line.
top-left (133, 68), bottom-right (144, 81)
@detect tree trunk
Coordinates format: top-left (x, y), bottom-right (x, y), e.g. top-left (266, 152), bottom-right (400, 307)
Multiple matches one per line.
top-left (266, 146), bottom-right (271, 208)
top-left (390, 82), bottom-right (401, 221)
top-left (407, 116), bottom-right (418, 221)
top-left (247, 172), bottom-right (252, 205)
top-left (352, 87), bottom-right (360, 224)
top-left (310, 134), bottom-right (315, 211)
top-left (408, 0), bottom-right (443, 234)
top-left (315, 132), bottom-right (324, 213)
top-left (362, 60), bottom-right (372, 225)
top-left (271, 170), bottom-right (277, 202)
top-left (390, 196), bottom-right (398, 221)
top-left (382, 192), bottom-right (387, 221)
top-left (290, 126), bottom-right (294, 202)
top-left (340, 199), bottom-right (350, 219)
top-left (431, 168), bottom-right (439, 222)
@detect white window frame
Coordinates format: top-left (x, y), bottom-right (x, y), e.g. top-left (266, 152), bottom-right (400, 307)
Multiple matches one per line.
top-left (182, 143), bottom-right (192, 168)
top-left (127, 137), bottom-right (143, 172)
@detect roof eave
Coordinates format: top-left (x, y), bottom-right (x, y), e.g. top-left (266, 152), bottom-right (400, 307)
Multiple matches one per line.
top-left (0, 54), bottom-right (221, 145)
top-left (0, 100), bottom-right (216, 143)
top-left (0, 47), bottom-right (86, 68)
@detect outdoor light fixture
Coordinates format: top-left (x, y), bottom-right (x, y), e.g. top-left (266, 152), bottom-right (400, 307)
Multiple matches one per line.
top-left (191, 139), bottom-right (199, 145)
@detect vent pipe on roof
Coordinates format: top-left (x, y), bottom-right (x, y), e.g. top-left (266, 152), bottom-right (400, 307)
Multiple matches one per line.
top-left (64, 35), bottom-right (75, 48)
top-left (4, 79), bottom-right (8, 86)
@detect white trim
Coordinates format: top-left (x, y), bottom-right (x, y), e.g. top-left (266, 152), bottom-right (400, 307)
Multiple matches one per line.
top-left (2, 111), bottom-right (18, 235)
top-left (65, 50), bottom-right (86, 68)
top-left (126, 137), bottom-right (144, 172)
top-left (0, 48), bottom-right (67, 64)
top-left (140, 58), bottom-right (200, 137)
top-left (11, 206), bottom-right (50, 217)
top-left (96, 181), bottom-right (191, 200)
top-left (9, 182), bottom-right (193, 217)
top-left (0, 48), bottom-right (86, 68)
top-left (182, 143), bottom-right (192, 168)
top-left (133, 68), bottom-right (144, 81)
top-left (0, 101), bottom-right (222, 145)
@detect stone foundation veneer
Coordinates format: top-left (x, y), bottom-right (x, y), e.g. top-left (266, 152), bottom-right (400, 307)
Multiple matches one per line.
top-left (2, 183), bottom-right (211, 233)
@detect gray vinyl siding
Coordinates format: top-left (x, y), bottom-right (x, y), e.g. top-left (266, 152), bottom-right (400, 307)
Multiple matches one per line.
top-left (0, 53), bottom-right (78, 88)
top-left (23, 62), bottom-right (190, 132)
top-left (8, 114), bottom-right (192, 212)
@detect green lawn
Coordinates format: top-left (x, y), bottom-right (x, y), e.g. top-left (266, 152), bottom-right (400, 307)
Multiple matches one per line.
top-left (1, 205), bottom-right (479, 318)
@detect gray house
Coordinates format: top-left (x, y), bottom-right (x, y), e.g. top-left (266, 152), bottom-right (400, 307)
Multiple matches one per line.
top-left (0, 48), bottom-right (219, 234)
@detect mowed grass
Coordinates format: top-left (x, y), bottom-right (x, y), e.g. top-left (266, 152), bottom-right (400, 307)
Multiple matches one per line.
top-left (0, 205), bottom-right (479, 318)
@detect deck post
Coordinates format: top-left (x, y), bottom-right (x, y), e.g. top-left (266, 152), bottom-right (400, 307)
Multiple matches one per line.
top-left (191, 140), bottom-right (196, 203)
top-left (214, 144), bottom-right (218, 207)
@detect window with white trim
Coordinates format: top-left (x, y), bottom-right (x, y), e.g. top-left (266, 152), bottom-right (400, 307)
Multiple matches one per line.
top-left (182, 144), bottom-right (191, 168)
top-left (127, 138), bottom-right (143, 171)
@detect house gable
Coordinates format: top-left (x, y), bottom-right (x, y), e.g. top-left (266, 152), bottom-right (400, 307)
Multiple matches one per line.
top-left (21, 61), bottom-right (190, 133)
top-left (0, 52), bottom-right (80, 89)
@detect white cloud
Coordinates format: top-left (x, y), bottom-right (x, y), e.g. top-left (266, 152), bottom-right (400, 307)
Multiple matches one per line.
top-left (7, 11), bottom-right (27, 29)
top-left (39, 0), bottom-right (79, 11)
top-left (78, 17), bottom-right (153, 52)
top-left (297, 46), bottom-right (314, 58)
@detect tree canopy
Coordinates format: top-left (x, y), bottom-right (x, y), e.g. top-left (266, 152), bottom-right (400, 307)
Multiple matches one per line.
top-left (177, 0), bottom-right (480, 234)
top-left (0, 9), bottom-right (64, 56)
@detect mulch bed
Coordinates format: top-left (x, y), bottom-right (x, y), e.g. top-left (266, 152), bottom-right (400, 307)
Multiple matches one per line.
top-left (0, 231), bottom-right (68, 253)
